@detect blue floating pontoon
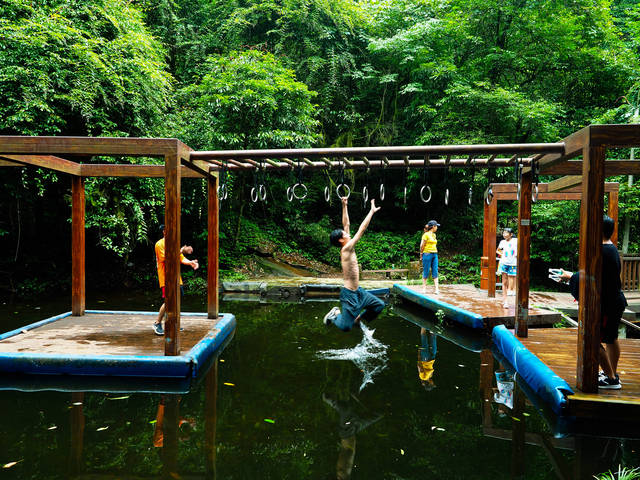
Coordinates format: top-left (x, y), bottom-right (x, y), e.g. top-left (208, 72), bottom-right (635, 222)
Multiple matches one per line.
top-left (0, 311), bottom-right (235, 381)
top-left (492, 325), bottom-right (574, 415)
top-left (393, 284), bottom-right (485, 329)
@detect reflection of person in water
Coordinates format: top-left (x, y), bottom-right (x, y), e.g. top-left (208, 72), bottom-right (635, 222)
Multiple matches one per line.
top-left (152, 396), bottom-right (197, 448)
top-left (322, 391), bottom-right (383, 480)
top-left (417, 328), bottom-right (437, 391)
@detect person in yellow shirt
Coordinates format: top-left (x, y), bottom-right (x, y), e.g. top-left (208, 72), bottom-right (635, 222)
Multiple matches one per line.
top-left (417, 327), bottom-right (437, 391)
top-left (419, 220), bottom-right (440, 294)
top-left (153, 225), bottom-right (199, 336)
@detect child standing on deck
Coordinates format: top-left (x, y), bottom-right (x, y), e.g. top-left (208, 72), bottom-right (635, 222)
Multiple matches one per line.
top-left (496, 227), bottom-right (517, 308)
top-left (420, 220), bottom-right (440, 295)
top-left (323, 197), bottom-right (385, 331)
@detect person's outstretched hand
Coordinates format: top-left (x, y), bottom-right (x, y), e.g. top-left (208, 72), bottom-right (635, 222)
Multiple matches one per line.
top-left (370, 199), bottom-right (381, 213)
top-left (341, 196), bottom-right (348, 206)
top-left (191, 259), bottom-right (199, 270)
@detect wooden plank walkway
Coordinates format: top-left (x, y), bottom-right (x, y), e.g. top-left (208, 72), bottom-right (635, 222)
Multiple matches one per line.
top-left (0, 312), bottom-right (217, 356)
top-left (518, 328), bottom-right (640, 420)
top-left (395, 284), bottom-right (562, 329)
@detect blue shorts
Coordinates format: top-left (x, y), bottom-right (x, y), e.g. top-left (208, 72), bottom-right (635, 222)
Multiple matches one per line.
top-left (332, 287), bottom-right (385, 332)
top-left (498, 264), bottom-right (517, 276)
top-left (422, 253), bottom-right (438, 279)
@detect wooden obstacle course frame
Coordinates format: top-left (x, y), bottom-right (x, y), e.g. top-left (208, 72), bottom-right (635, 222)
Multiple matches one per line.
top-left (2, 124), bottom-right (640, 395)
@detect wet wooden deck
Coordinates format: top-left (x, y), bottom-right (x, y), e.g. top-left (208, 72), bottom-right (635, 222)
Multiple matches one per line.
top-left (518, 328), bottom-right (640, 420)
top-left (396, 284), bottom-right (562, 328)
top-left (0, 312), bottom-right (217, 356)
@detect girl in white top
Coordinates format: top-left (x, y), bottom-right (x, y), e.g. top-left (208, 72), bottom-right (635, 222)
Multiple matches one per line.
top-left (496, 228), bottom-right (517, 308)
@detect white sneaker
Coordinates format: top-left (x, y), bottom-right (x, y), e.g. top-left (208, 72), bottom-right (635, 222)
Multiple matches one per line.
top-left (503, 302), bottom-right (509, 308)
top-left (323, 307), bottom-right (340, 325)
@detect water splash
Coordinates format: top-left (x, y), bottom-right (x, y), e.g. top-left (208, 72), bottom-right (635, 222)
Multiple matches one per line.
top-left (316, 323), bottom-right (389, 392)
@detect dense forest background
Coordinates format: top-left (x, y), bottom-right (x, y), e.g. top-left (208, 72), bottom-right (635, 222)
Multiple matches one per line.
top-left (1, 0), bottom-right (640, 297)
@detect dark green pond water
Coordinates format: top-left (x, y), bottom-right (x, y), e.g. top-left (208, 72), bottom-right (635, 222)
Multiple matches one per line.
top-left (0, 292), bottom-right (638, 479)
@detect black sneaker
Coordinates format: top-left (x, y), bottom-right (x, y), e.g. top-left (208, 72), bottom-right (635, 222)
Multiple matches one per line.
top-left (153, 323), bottom-right (164, 336)
top-left (598, 376), bottom-right (621, 390)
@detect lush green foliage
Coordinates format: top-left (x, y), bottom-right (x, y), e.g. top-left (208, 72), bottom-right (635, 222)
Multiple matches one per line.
top-left (1, 0), bottom-right (640, 295)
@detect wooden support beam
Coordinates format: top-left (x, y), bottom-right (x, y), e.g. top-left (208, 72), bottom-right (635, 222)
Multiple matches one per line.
top-left (207, 174), bottom-right (219, 319)
top-left (205, 360), bottom-right (218, 478)
top-left (164, 152), bottom-right (181, 356)
top-left (515, 171), bottom-right (532, 337)
top-left (79, 164), bottom-right (202, 178)
top-left (0, 159), bottom-right (22, 166)
top-left (2, 154), bottom-right (81, 175)
top-left (546, 175), bottom-right (583, 192)
top-left (0, 136), bottom-right (180, 156)
top-left (542, 160), bottom-right (640, 176)
top-left (71, 176), bottom-right (85, 316)
top-left (487, 196), bottom-right (498, 298)
top-left (608, 191), bottom-right (619, 246)
top-left (576, 145), bottom-right (605, 393)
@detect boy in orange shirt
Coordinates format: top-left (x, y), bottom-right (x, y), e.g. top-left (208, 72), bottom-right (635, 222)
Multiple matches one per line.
top-left (153, 225), bottom-right (199, 336)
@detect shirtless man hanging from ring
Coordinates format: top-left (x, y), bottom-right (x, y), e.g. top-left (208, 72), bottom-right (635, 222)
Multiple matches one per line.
top-left (323, 197), bottom-right (385, 331)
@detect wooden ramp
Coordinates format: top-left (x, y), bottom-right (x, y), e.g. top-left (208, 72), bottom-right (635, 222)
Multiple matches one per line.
top-left (394, 284), bottom-right (562, 330)
top-left (518, 328), bottom-right (640, 421)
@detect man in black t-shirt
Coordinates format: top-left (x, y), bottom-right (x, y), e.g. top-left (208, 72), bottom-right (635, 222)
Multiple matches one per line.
top-left (560, 215), bottom-right (627, 390)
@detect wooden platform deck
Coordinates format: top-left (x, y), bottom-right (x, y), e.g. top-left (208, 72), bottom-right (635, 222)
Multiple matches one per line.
top-left (0, 311), bottom-right (236, 382)
top-left (394, 284), bottom-right (562, 329)
top-left (0, 312), bottom-right (216, 356)
top-left (518, 328), bottom-right (640, 421)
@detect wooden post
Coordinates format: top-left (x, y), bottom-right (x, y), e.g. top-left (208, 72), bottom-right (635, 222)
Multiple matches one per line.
top-left (207, 174), bottom-right (219, 319)
top-left (515, 171), bottom-right (532, 338)
top-left (72, 176), bottom-right (85, 316)
top-left (205, 360), bottom-right (218, 479)
top-left (164, 153), bottom-right (181, 356)
top-left (68, 392), bottom-right (85, 476)
top-left (576, 145), bottom-right (605, 393)
top-left (511, 380), bottom-right (526, 479)
top-left (607, 191), bottom-right (619, 247)
top-left (479, 350), bottom-right (494, 427)
top-left (162, 396), bottom-right (179, 479)
top-left (487, 195), bottom-right (498, 298)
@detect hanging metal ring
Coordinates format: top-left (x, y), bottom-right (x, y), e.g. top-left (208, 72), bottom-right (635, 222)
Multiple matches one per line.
top-left (532, 184), bottom-right (539, 203)
top-left (444, 188), bottom-right (450, 206)
top-left (517, 183), bottom-right (521, 202)
top-left (362, 185), bottom-right (369, 203)
top-left (250, 187), bottom-right (259, 203)
top-left (336, 184), bottom-right (351, 199)
top-left (403, 186), bottom-right (408, 205)
top-left (286, 186), bottom-right (294, 202)
top-left (484, 186), bottom-right (494, 205)
top-left (217, 183), bottom-right (228, 200)
top-left (259, 184), bottom-right (267, 201)
top-left (468, 187), bottom-right (473, 206)
top-left (379, 183), bottom-right (385, 201)
top-left (324, 185), bottom-right (331, 202)
top-left (292, 183), bottom-right (308, 200)
top-left (419, 185), bottom-right (432, 203)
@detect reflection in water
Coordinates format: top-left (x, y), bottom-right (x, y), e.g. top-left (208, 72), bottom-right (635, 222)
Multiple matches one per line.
top-left (322, 363), bottom-right (383, 480)
top-left (417, 328), bottom-right (437, 391)
top-left (316, 323), bottom-right (388, 392)
top-left (62, 360), bottom-right (219, 480)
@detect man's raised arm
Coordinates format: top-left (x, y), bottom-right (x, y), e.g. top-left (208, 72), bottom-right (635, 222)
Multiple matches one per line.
top-left (344, 199), bottom-right (381, 249)
top-left (341, 197), bottom-right (350, 235)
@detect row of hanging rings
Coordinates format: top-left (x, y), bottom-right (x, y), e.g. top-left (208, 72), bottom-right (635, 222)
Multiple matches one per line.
top-left (217, 160), bottom-right (229, 200)
top-left (287, 159), bottom-right (308, 201)
top-left (250, 159), bottom-right (268, 202)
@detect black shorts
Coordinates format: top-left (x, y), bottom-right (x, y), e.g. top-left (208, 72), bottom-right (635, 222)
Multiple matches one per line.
top-left (601, 312), bottom-right (621, 344)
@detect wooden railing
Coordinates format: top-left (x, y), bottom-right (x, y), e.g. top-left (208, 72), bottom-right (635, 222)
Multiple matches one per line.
top-left (622, 255), bottom-right (640, 291)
